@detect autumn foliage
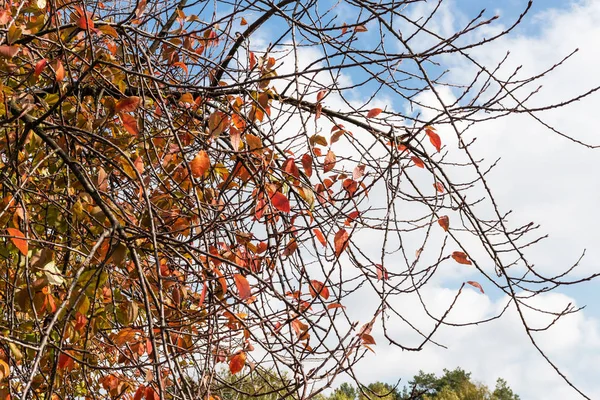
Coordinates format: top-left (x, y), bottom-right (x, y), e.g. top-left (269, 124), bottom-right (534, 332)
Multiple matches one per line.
top-left (0, 0), bottom-right (596, 399)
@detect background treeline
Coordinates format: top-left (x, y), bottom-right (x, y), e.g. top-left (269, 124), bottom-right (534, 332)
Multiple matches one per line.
top-left (215, 367), bottom-right (520, 400)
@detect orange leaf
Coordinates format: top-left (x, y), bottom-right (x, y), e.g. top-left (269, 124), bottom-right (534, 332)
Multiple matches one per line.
top-left (317, 89), bottom-right (327, 102)
top-left (249, 51), bottom-right (256, 69)
top-left (190, 150), bottom-right (210, 178)
top-left (411, 156), bottom-right (425, 168)
top-left (234, 274), bottom-right (251, 300)
top-left (301, 153), bottom-right (313, 177)
top-left (115, 96), bottom-right (141, 113)
top-left (366, 108), bottom-right (382, 118)
top-left (344, 210), bottom-right (359, 226)
top-left (145, 386), bottom-right (158, 400)
top-left (240, 17), bottom-right (248, 26)
top-left (327, 303), bottom-right (345, 310)
top-left (334, 229), bottom-right (349, 257)
top-left (77, 12), bottom-right (94, 30)
top-left (134, 156), bottom-right (144, 174)
top-left (438, 216), bottom-right (449, 232)
top-left (323, 150), bottom-right (336, 173)
top-left (34, 58), bottom-right (47, 77)
top-left (229, 351), bottom-right (246, 374)
top-left (271, 191), bottom-right (290, 213)
top-left (309, 280), bottom-right (330, 300)
top-left (466, 281), bottom-right (484, 294)
top-left (120, 113), bottom-right (139, 135)
top-left (452, 251), bottom-right (472, 265)
top-left (6, 228), bottom-right (27, 256)
top-left (434, 182), bottom-right (444, 193)
top-left (426, 128), bottom-right (441, 152)
top-left (313, 228), bottom-right (326, 247)
top-left (54, 60), bottom-right (65, 82)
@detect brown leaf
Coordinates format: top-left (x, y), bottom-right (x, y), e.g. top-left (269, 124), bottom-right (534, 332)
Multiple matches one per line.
top-left (352, 164), bottom-right (365, 180)
top-left (317, 89), bottom-right (327, 102)
top-left (190, 150), bottom-right (210, 178)
top-left (334, 229), bottom-right (349, 257)
top-left (438, 216), bottom-right (449, 232)
top-left (115, 96), bottom-right (141, 113)
top-left (271, 191), bottom-right (290, 213)
top-left (466, 281), bottom-right (484, 294)
top-left (234, 274), bottom-right (251, 300)
top-left (308, 280), bottom-right (330, 300)
top-left (323, 150), bottom-right (336, 173)
top-left (366, 108), bottom-right (382, 118)
top-left (7, 228), bottom-right (27, 256)
top-left (360, 333), bottom-right (376, 345)
top-left (452, 251), bottom-right (472, 265)
top-left (354, 24), bottom-right (368, 32)
top-left (229, 351), bottom-right (246, 374)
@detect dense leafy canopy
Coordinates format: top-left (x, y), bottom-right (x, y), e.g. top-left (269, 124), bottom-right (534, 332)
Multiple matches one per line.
top-left (0, 0), bottom-right (596, 398)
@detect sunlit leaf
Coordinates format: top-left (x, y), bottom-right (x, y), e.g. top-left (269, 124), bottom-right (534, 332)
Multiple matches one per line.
top-left (466, 281), bottom-right (484, 294)
top-left (115, 96), bottom-right (141, 113)
top-left (6, 228), bottom-right (27, 256)
top-left (324, 150), bottom-right (336, 173)
top-left (313, 228), bottom-right (326, 247)
top-left (367, 108), bottom-right (382, 118)
top-left (452, 251), bottom-right (472, 265)
top-left (309, 280), bottom-right (330, 300)
top-left (190, 150), bottom-right (210, 178)
top-left (229, 351), bottom-right (246, 374)
top-left (271, 191), bottom-right (290, 213)
top-left (426, 127), bottom-right (442, 152)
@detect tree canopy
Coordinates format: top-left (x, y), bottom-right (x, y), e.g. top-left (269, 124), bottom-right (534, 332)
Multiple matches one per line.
top-left (0, 0), bottom-right (597, 399)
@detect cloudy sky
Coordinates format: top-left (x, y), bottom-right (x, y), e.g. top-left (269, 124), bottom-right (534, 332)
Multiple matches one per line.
top-left (338, 1), bottom-right (600, 399)
top-left (249, 0), bottom-right (599, 398)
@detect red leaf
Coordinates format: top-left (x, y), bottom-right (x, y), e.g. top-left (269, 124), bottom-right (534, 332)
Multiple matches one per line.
top-left (327, 303), bottom-right (345, 310)
top-left (120, 113), bottom-right (139, 135)
top-left (323, 150), bottom-right (336, 173)
top-left (234, 274), bottom-right (251, 299)
top-left (77, 12), bottom-right (94, 30)
top-left (58, 352), bottom-right (75, 371)
top-left (271, 191), bottom-right (290, 213)
top-left (367, 108), bottom-right (382, 118)
top-left (452, 251), bottom-right (472, 265)
top-left (426, 128), bottom-right (442, 152)
top-left (249, 52), bottom-right (256, 69)
top-left (115, 96), bottom-right (141, 113)
top-left (34, 58), bottom-right (47, 76)
top-left (334, 229), bottom-right (349, 257)
top-left (375, 264), bottom-right (388, 281)
top-left (411, 156), bottom-right (425, 168)
top-left (438, 216), bottom-right (449, 232)
top-left (283, 157), bottom-right (299, 179)
top-left (434, 182), bottom-right (444, 193)
top-left (345, 210), bottom-right (359, 226)
top-left (6, 228), bottom-right (27, 256)
top-left (309, 280), bottom-right (330, 300)
top-left (190, 150), bottom-right (210, 178)
top-left (229, 351), bottom-right (246, 374)
top-left (198, 282), bottom-right (207, 308)
top-left (240, 17), bottom-right (248, 26)
top-left (466, 281), bottom-right (484, 294)
top-left (133, 386), bottom-right (145, 400)
top-left (145, 386), bottom-right (158, 400)
top-left (313, 228), bottom-right (327, 247)
top-left (301, 153), bottom-right (313, 177)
